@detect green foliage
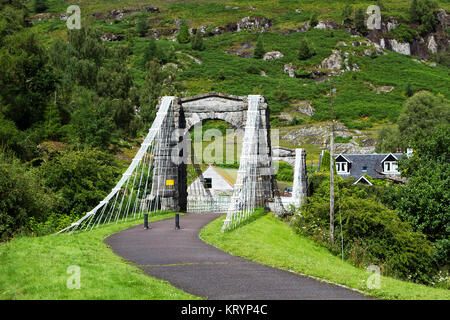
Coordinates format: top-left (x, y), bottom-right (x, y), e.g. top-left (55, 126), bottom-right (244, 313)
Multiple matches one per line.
top-left (142, 37), bottom-right (157, 66)
top-left (354, 8), bottom-right (367, 33)
top-left (394, 124), bottom-right (450, 267)
top-left (0, 151), bottom-right (59, 240)
top-left (191, 31), bottom-right (205, 51)
top-left (341, 5), bottom-right (353, 25)
top-left (275, 161), bottom-right (294, 181)
top-left (335, 135), bottom-right (352, 143)
top-left (139, 58), bottom-right (182, 125)
top-left (309, 12), bottom-right (319, 28)
top-left (253, 35), bottom-right (265, 59)
top-left (0, 29), bottom-right (55, 129)
top-left (405, 81), bottom-right (414, 97)
top-left (64, 88), bottom-right (115, 149)
top-left (410, 0), bottom-right (438, 35)
top-left (40, 149), bottom-right (120, 217)
top-left (177, 20), bottom-right (190, 44)
top-left (294, 172), bottom-right (436, 284)
top-left (298, 38), bottom-right (314, 60)
top-left (136, 13), bottom-right (148, 37)
top-left (376, 92), bottom-right (449, 152)
top-left (389, 24), bottom-right (418, 43)
top-left (32, 0), bottom-right (47, 13)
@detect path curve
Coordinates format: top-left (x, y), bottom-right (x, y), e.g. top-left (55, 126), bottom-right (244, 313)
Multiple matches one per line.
top-left (105, 213), bottom-right (369, 300)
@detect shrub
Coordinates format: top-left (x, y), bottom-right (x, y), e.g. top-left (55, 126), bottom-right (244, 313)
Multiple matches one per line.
top-left (0, 151), bottom-right (58, 240)
top-left (32, 0), bottom-right (47, 13)
top-left (310, 12), bottom-right (319, 28)
top-left (40, 149), bottom-right (121, 217)
top-left (177, 20), bottom-right (190, 43)
top-left (191, 31), bottom-right (205, 51)
top-left (293, 173), bottom-right (436, 284)
top-left (253, 35), bottom-right (265, 59)
top-left (298, 38), bottom-right (314, 60)
top-left (136, 13), bottom-right (148, 37)
top-left (389, 24), bottom-right (418, 43)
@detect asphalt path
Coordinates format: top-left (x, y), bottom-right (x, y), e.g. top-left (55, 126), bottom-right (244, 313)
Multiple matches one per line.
top-left (105, 213), bottom-right (369, 300)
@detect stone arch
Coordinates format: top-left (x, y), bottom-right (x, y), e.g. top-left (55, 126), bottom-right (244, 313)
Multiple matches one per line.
top-left (154, 92), bottom-right (273, 212)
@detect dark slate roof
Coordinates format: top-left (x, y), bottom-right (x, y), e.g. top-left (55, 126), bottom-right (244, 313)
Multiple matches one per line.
top-left (335, 153), bottom-right (404, 179)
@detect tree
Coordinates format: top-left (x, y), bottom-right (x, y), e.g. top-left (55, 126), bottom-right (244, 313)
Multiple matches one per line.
top-left (341, 5), bottom-right (352, 25)
top-left (139, 58), bottom-right (182, 124)
top-left (142, 37), bottom-right (157, 67)
top-left (136, 13), bottom-right (148, 37)
top-left (191, 30), bottom-right (205, 51)
top-left (0, 31), bottom-right (56, 129)
top-left (40, 149), bottom-right (120, 217)
top-left (310, 12), bottom-right (319, 27)
top-left (395, 124), bottom-right (450, 267)
top-left (298, 38), bottom-right (314, 60)
top-left (0, 151), bottom-right (57, 240)
top-left (177, 20), bottom-right (190, 44)
top-left (253, 35), bottom-right (265, 59)
top-left (354, 8), bottom-right (367, 33)
top-left (32, 0), bottom-right (47, 13)
top-left (376, 91), bottom-right (450, 152)
top-left (405, 82), bottom-right (414, 97)
top-left (410, 0), bottom-right (419, 22)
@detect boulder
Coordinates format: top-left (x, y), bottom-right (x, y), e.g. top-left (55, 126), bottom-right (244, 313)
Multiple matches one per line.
top-left (283, 63), bottom-right (296, 78)
top-left (292, 101), bottom-right (315, 116)
top-left (321, 50), bottom-right (342, 70)
top-left (263, 51), bottom-right (284, 60)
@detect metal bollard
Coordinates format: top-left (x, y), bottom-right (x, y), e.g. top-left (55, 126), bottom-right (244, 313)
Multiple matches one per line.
top-left (144, 213), bottom-right (149, 229)
top-left (175, 213), bottom-right (180, 230)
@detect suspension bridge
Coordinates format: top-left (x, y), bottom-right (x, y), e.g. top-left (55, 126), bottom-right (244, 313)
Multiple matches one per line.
top-left (59, 93), bottom-right (308, 234)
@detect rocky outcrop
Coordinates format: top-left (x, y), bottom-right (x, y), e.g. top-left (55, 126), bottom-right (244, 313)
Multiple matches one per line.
top-left (314, 20), bottom-right (339, 30)
top-left (101, 33), bottom-right (124, 41)
top-left (225, 42), bottom-right (254, 58)
top-left (283, 63), bottom-right (296, 78)
top-left (321, 50), bottom-right (342, 70)
top-left (263, 51), bottom-right (284, 60)
top-left (292, 101), bottom-right (315, 116)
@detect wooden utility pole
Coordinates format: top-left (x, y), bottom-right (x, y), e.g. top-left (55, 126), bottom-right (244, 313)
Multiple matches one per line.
top-left (329, 81), bottom-right (335, 244)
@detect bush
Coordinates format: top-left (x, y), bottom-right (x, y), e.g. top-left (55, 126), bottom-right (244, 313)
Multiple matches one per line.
top-left (32, 0), bottom-right (47, 13)
top-left (310, 12), bottom-right (319, 28)
top-left (0, 151), bottom-right (59, 240)
top-left (298, 38), bottom-right (314, 60)
top-left (177, 21), bottom-right (190, 43)
top-left (40, 149), bottom-right (121, 217)
top-left (293, 173), bottom-right (436, 284)
top-left (389, 24), bottom-right (418, 43)
top-left (191, 31), bottom-right (205, 51)
top-left (253, 35), bottom-right (265, 59)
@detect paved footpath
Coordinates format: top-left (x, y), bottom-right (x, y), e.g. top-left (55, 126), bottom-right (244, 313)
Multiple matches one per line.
top-left (105, 213), bottom-right (369, 300)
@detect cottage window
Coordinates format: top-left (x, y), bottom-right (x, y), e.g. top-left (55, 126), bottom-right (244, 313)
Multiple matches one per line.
top-left (336, 162), bottom-right (348, 173)
top-left (383, 161), bottom-right (398, 173)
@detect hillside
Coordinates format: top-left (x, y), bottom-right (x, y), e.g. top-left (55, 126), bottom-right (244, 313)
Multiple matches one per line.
top-left (26, 0), bottom-right (450, 160)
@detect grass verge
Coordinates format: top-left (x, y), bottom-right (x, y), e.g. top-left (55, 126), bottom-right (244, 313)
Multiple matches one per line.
top-left (0, 212), bottom-right (199, 300)
top-left (199, 212), bottom-right (450, 300)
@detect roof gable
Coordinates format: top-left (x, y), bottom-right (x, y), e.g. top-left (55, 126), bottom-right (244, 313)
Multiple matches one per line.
top-left (381, 153), bottom-right (398, 163)
top-left (354, 175), bottom-right (373, 186)
top-left (335, 154), bottom-right (351, 163)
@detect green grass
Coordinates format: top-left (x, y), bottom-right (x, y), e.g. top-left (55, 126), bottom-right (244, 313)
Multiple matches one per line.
top-left (200, 213), bottom-right (450, 300)
top-left (0, 213), bottom-right (199, 300)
